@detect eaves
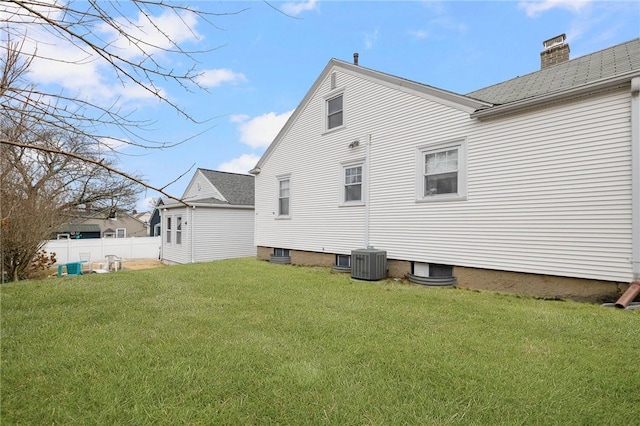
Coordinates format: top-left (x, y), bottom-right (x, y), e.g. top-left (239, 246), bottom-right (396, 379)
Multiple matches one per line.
top-left (470, 70), bottom-right (640, 120)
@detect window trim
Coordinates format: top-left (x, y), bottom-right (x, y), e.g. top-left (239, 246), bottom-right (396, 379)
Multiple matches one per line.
top-left (166, 216), bottom-right (172, 244)
top-left (323, 89), bottom-right (345, 133)
top-left (416, 138), bottom-right (468, 202)
top-left (276, 174), bottom-right (291, 219)
top-left (116, 228), bottom-right (126, 238)
top-left (340, 159), bottom-right (365, 206)
top-left (176, 216), bottom-right (182, 245)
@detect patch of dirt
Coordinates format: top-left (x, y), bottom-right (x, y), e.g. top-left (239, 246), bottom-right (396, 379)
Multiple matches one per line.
top-left (120, 259), bottom-right (165, 271)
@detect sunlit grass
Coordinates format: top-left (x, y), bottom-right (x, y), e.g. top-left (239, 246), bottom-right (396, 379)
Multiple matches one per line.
top-left (2, 258), bottom-right (639, 424)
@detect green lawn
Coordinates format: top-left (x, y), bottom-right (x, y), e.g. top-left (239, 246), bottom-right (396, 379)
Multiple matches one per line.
top-left (1, 258), bottom-right (638, 425)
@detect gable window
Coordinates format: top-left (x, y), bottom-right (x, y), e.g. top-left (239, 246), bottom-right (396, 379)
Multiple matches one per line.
top-left (323, 89), bottom-right (345, 132)
top-left (327, 94), bottom-right (343, 130)
top-left (176, 216), bottom-right (182, 245)
top-left (417, 139), bottom-right (467, 202)
top-left (277, 177), bottom-right (290, 217)
top-left (343, 163), bottom-right (363, 203)
top-left (166, 217), bottom-right (172, 244)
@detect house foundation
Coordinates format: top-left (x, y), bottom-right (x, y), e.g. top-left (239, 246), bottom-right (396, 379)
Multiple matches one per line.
top-left (257, 246), bottom-right (627, 303)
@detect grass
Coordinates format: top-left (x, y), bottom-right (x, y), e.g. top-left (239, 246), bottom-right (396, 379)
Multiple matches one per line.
top-left (1, 258), bottom-right (639, 425)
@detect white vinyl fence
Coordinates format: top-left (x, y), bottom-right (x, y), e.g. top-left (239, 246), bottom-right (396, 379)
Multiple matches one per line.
top-left (44, 237), bottom-right (161, 265)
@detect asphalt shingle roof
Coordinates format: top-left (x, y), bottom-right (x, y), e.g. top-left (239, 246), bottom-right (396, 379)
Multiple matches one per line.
top-left (197, 169), bottom-right (254, 206)
top-left (466, 38), bottom-right (640, 105)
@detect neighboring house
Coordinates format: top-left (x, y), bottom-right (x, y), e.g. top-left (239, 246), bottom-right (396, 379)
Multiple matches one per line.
top-left (80, 210), bottom-right (150, 238)
top-left (149, 198), bottom-right (167, 237)
top-left (160, 168), bottom-right (255, 264)
top-left (133, 210), bottom-right (152, 235)
top-left (55, 209), bottom-right (149, 239)
top-left (250, 35), bottom-right (640, 301)
top-left (54, 224), bottom-right (101, 239)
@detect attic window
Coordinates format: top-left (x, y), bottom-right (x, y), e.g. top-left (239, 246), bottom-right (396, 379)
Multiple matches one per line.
top-left (326, 93), bottom-right (344, 130)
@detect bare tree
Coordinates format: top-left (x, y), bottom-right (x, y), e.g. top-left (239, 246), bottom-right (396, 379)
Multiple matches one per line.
top-left (0, 1), bottom-right (254, 281)
top-left (1, 99), bottom-right (141, 281)
top-left (1, 1), bottom-right (248, 192)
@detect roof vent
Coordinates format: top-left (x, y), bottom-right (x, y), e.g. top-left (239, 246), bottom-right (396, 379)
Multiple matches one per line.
top-left (353, 52), bottom-right (359, 66)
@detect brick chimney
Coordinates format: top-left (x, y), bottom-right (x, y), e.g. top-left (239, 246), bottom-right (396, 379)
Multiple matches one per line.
top-left (540, 34), bottom-right (570, 69)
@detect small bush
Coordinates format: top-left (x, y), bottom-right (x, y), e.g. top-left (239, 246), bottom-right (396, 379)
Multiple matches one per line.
top-left (25, 250), bottom-right (57, 280)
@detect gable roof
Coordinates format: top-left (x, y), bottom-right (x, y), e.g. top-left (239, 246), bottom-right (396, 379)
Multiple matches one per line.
top-left (190, 169), bottom-right (254, 206)
top-left (467, 38), bottom-right (640, 105)
top-left (252, 38), bottom-right (640, 173)
top-left (250, 59), bottom-right (491, 174)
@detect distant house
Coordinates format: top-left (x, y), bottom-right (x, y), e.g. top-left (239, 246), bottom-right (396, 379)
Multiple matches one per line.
top-left (160, 169), bottom-right (255, 264)
top-left (55, 209), bottom-right (149, 239)
top-left (250, 36), bottom-right (640, 301)
top-left (149, 198), bottom-right (167, 237)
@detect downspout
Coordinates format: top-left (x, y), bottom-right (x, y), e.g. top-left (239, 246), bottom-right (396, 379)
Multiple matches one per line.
top-left (364, 134), bottom-right (371, 248)
top-left (191, 205), bottom-right (195, 263)
top-left (615, 77), bottom-right (640, 308)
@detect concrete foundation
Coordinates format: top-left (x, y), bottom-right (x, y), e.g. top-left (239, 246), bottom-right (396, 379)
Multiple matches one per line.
top-left (257, 246), bottom-right (628, 303)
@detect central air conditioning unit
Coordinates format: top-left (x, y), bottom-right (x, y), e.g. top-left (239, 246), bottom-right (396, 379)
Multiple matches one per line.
top-left (351, 248), bottom-right (387, 281)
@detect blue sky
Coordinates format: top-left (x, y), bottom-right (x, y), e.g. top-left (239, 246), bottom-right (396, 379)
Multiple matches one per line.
top-left (16, 1), bottom-right (640, 211)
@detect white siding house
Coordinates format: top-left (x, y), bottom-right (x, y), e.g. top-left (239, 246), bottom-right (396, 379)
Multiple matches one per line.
top-left (251, 37), bottom-right (640, 300)
top-left (161, 169), bottom-right (255, 264)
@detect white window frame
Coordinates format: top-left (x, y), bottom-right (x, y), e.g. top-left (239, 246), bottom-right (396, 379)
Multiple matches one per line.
top-left (176, 216), bottom-right (182, 245)
top-left (340, 160), bottom-right (365, 206)
top-left (166, 216), bottom-right (172, 244)
top-left (276, 175), bottom-right (291, 219)
top-left (416, 138), bottom-right (467, 202)
top-left (323, 89), bottom-right (345, 133)
top-left (116, 228), bottom-right (126, 238)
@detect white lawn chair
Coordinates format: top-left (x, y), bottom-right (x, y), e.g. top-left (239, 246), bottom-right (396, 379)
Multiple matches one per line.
top-left (94, 255), bottom-right (122, 273)
top-left (79, 252), bottom-right (92, 273)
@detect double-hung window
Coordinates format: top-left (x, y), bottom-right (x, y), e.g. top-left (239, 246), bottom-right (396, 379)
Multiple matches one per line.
top-left (326, 93), bottom-right (344, 131)
top-left (176, 216), bottom-right (182, 245)
top-left (343, 163), bottom-right (363, 203)
top-left (417, 139), bottom-right (467, 201)
top-left (277, 177), bottom-right (290, 217)
top-left (166, 216), bottom-right (172, 243)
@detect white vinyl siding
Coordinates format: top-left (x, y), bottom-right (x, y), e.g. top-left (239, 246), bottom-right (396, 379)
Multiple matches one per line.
top-left (161, 207), bottom-right (255, 264)
top-left (183, 171), bottom-right (227, 202)
top-left (254, 66), bottom-right (633, 282)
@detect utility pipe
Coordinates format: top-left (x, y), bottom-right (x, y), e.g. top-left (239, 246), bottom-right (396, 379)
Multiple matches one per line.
top-left (364, 133), bottom-right (371, 248)
top-left (614, 77), bottom-right (640, 309)
top-left (630, 77), bottom-right (640, 282)
top-left (615, 282), bottom-right (640, 309)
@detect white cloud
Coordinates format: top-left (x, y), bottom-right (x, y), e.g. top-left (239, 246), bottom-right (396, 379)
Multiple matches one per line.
top-left (97, 9), bottom-right (202, 61)
top-left (218, 154), bottom-right (261, 175)
top-left (409, 29), bottom-right (429, 40)
top-left (364, 28), bottom-right (380, 50)
top-left (196, 69), bottom-right (247, 88)
top-left (281, 0), bottom-right (319, 17)
top-left (233, 110), bottom-right (294, 149)
top-left (518, 0), bottom-right (591, 17)
top-left (8, 4), bottom-right (203, 107)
